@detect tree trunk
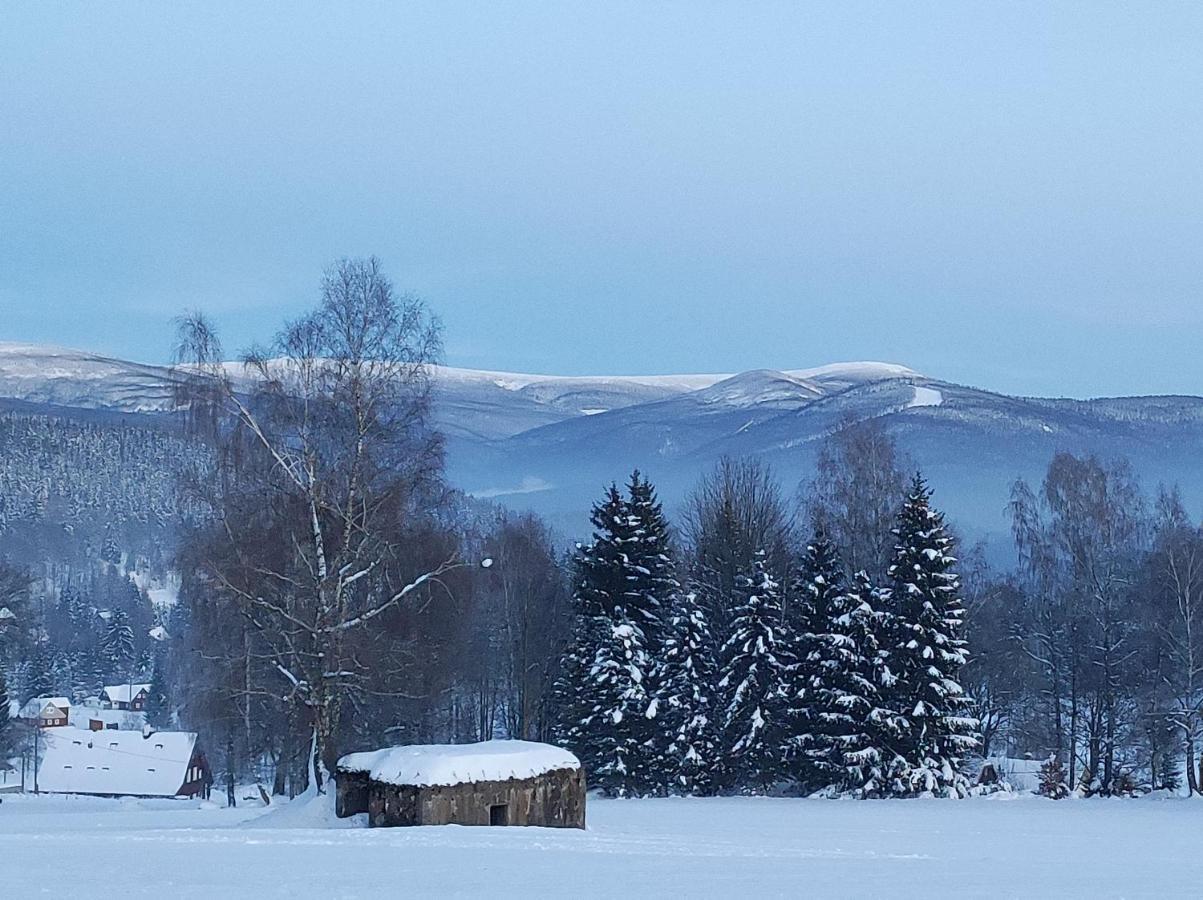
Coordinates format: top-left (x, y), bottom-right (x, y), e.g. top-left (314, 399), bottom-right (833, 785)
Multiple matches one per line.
top-left (1187, 732), bottom-right (1198, 796)
top-left (1068, 669), bottom-right (1078, 788)
top-left (226, 732), bottom-right (237, 808)
top-left (272, 756), bottom-right (287, 796)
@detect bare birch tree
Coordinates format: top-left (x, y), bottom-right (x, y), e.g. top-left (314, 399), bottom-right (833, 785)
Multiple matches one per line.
top-left (173, 257), bottom-right (467, 790)
top-left (1010, 453), bottom-right (1147, 793)
top-left (1148, 486), bottom-right (1203, 793)
top-left (801, 419), bottom-right (907, 582)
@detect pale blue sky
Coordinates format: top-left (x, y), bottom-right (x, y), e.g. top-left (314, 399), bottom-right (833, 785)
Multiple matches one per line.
top-left (2, 2), bottom-right (1202, 397)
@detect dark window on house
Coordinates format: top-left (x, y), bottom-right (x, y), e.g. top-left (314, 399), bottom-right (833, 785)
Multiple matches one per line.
top-left (489, 804), bottom-right (509, 826)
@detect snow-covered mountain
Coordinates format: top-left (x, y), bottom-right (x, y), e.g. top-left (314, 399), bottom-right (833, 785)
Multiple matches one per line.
top-left (1, 342), bottom-right (1200, 544)
top-left (0, 343), bottom-right (183, 413)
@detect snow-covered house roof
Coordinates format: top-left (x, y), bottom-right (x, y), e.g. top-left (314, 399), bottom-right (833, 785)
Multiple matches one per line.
top-left (37, 726), bottom-right (198, 797)
top-left (338, 740), bottom-right (581, 788)
top-left (102, 683), bottom-right (151, 704)
top-left (19, 696), bottom-right (71, 719)
top-left (0, 605), bottom-right (15, 621)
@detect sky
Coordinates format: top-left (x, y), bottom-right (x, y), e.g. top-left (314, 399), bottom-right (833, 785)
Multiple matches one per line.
top-left (2, 2), bottom-right (1203, 398)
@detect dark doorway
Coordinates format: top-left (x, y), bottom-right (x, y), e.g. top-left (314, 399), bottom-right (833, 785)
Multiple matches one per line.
top-left (489, 803), bottom-right (509, 826)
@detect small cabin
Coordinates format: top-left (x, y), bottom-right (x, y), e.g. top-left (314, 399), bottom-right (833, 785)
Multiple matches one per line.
top-left (102, 683), bottom-right (151, 711)
top-left (36, 726), bottom-right (212, 799)
top-left (19, 697), bottom-right (71, 728)
top-left (335, 740), bottom-right (585, 829)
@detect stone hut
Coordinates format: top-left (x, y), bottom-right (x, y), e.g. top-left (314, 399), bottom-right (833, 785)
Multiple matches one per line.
top-left (335, 740), bottom-right (585, 829)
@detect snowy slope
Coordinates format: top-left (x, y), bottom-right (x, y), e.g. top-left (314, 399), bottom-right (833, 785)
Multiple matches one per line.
top-left (0, 342), bottom-right (182, 412)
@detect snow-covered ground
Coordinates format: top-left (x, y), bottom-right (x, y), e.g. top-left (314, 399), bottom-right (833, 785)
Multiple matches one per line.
top-left (1, 793), bottom-right (1201, 898)
top-left (907, 384), bottom-right (944, 409)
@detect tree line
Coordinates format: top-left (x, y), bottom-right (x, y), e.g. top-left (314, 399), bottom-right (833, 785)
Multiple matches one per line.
top-left (550, 466), bottom-right (977, 798)
top-left (2, 256), bottom-right (1201, 803)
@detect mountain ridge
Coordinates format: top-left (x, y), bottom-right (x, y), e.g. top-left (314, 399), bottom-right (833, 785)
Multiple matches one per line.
top-left (0, 341), bottom-right (1200, 545)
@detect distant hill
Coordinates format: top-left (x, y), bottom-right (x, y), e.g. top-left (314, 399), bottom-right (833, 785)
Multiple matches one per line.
top-left (1, 342), bottom-right (1200, 549)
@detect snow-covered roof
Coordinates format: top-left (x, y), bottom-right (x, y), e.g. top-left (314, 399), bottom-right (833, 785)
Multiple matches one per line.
top-left (338, 740), bottom-right (580, 788)
top-left (37, 727), bottom-right (197, 797)
top-left (19, 697), bottom-right (71, 718)
top-left (0, 606), bottom-right (15, 620)
top-left (102, 683), bottom-right (151, 703)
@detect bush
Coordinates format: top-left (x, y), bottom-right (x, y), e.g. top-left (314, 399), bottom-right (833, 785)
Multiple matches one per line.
top-left (1038, 755), bottom-right (1069, 799)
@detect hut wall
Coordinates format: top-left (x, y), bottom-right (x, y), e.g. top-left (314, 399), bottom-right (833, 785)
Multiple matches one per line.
top-left (366, 766), bottom-right (585, 829)
top-left (335, 770), bottom-right (372, 818)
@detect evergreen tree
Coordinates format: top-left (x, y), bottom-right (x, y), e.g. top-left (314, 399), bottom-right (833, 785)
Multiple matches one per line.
top-left (788, 528), bottom-right (849, 790)
top-left (73, 651), bottom-right (107, 701)
top-left (1038, 755), bottom-right (1069, 799)
top-left (586, 612), bottom-right (653, 796)
top-left (623, 471), bottom-right (681, 790)
top-left (0, 668), bottom-right (16, 763)
top-left (718, 552), bottom-right (792, 793)
top-left (881, 474), bottom-right (979, 797)
top-left (549, 592), bottom-right (595, 755)
top-left (144, 655), bottom-right (172, 728)
top-left (656, 590), bottom-right (719, 795)
top-left (101, 528), bottom-right (122, 566)
top-left (623, 471), bottom-right (678, 650)
top-left (101, 608), bottom-right (136, 677)
top-left (24, 642), bottom-right (56, 700)
top-left (553, 484), bottom-right (655, 797)
top-left (49, 651), bottom-right (74, 697)
top-left (834, 570), bottom-right (904, 796)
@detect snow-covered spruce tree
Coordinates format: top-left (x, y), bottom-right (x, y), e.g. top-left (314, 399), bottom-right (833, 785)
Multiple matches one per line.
top-left (144, 656), bottom-right (172, 729)
top-left (100, 608), bottom-right (136, 677)
top-left (554, 483), bottom-right (656, 796)
top-left (550, 487), bottom-right (628, 756)
top-left (549, 605), bottom-right (595, 757)
top-left (24, 641), bottom-right (57, 700)
top-left (837, 570), bottom-right (906, 797)
top-left (656, 590), bottom-right (719, 795)
top-left (719, 552), bottom-right (792, 793)
top-left (622, 471), bottom-right (676, 654)
top-left (623, 470), bottom-right (685, 793)
top-left (881, 474), bottom-right (979, 797)
top-left (587, 614), bottom-right (655, 796)
top-left (788, 528), bottom-right (850, 791)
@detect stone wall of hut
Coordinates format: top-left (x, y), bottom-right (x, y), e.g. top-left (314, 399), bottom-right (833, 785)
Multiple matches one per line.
top-left (338, 766), bottom-right (585, 829)
top-left (335, 770), bottom-right (371, 818)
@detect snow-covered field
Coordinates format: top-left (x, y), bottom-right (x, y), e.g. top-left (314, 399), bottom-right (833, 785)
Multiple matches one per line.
top-left (1, 792), bottom-right (1200, 898)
